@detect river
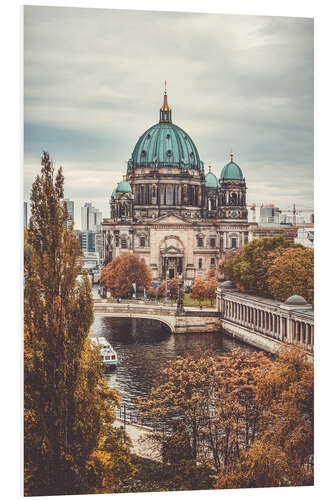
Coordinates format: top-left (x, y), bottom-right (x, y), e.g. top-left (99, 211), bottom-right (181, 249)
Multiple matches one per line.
top-left (91, 308), bottom-right (254, 418)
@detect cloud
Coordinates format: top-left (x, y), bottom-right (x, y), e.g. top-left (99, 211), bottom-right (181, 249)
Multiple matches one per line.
top-left (24, 6), bottom-right (313, 227)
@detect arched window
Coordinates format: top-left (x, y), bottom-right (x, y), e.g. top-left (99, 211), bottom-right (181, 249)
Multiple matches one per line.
top-left (198, 258), bottom-right (202, 269)
top-left (230, 192), bottom-right (238, 206)
top-left (140, 236), bottom-right (145, 247)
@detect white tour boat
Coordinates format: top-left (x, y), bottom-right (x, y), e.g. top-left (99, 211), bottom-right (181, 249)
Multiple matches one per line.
top-left (90, 336), bottom-right (118, 371)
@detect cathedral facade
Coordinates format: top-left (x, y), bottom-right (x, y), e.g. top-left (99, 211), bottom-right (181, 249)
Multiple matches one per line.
top-left (102, 86), bottom-right (250, 283)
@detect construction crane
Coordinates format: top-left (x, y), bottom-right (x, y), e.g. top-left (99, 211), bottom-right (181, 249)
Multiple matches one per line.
top-left (280, 204), bottom-right (314, 226)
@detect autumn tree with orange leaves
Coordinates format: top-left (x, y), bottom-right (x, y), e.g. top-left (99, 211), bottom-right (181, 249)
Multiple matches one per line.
top-left (190, 278), bottom-right (207, 305)
top-left (139, 346), bottom-right (313, 489)
top-left (216, 347), bottom-right (313, 488)
top-left (206, 276), bottom-right (219, 305)
top-left (100, 253), bottom-right (152, 298)
top-left (168, 277), bottom-right (180, 301)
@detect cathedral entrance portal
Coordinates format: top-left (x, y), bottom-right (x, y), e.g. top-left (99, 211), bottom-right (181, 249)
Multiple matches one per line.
top-left (161, 255), bottom-right (183, 280)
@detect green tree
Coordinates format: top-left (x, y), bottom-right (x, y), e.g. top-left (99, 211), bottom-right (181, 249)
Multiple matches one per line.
top-left (24, 152), bottom-right (134, 496)
top-left (100, 252), bottom-right (152, 298)
top-left (267, 246), bottom-right (314, 303)
top-left (224, 236), bottom-right (292, 296)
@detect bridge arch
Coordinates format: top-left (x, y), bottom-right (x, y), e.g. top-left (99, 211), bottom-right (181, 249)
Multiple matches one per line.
top-left (94, 311), bottom-right (176, 333)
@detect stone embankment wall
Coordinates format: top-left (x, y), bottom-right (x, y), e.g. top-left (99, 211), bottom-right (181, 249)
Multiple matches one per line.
top-left (175, 311), bottom-right (220, 334)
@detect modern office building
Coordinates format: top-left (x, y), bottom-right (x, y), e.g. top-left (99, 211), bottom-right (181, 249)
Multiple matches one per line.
top-left (81, 202), bottom-right (102, 232)
top-left (63, 198), bottom-right (74, 228)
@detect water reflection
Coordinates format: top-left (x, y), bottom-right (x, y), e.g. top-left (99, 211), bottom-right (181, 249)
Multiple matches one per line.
top-left (91, 315), bottom-right (254, 414)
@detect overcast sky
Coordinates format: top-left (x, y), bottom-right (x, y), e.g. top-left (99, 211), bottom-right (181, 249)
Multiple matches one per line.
top-left (24, 6), bottom-right (313, 228)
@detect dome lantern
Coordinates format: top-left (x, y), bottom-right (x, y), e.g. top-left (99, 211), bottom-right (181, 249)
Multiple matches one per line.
top-left (159, 80), bottom-right (172, 123)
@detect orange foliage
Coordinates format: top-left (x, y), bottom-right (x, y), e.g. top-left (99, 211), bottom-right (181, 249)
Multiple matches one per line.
top-left (100, 252), bottom-right (152, 298)
top-left (190, 279), bottom-right (207, 305)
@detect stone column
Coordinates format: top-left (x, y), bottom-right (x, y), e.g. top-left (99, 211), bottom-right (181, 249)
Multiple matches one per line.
top-left (295, 321), bottom-right (299, 343)
top-left (305, 323), bottom-right (310, 345)
top-left (278, 316), bottom-right (281, 339)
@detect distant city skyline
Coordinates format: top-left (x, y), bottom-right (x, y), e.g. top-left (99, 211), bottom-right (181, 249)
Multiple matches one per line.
top-left (24, 7), bottom-right (313, 228)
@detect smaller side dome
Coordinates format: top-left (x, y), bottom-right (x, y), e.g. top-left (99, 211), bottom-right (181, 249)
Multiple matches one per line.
top-left (284, 295), bottom-right (308, 305)
top-left (220, 153), bottom-right (243, 180)
top-left (116, 180), bottom-right (132, 193)
top-left (205, 171), bottom-right (218, 188)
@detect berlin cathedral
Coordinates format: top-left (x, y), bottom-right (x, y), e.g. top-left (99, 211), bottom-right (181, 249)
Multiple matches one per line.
top-left (102, 85), bottom-right (250, 283)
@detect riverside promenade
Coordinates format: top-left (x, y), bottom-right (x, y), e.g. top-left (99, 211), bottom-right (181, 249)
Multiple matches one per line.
top-left (114, 418), bottom-right (161, 461)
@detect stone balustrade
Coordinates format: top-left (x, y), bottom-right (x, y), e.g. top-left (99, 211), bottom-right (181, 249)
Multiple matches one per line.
top-left (216, 285), bottom-right (314, 355)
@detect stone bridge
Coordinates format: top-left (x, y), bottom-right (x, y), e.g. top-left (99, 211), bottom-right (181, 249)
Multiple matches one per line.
top-left (93, 299), bottom-right (220, 334)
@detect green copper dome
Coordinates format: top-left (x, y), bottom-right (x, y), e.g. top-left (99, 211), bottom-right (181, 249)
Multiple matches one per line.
top-left (205, 171), bottom-right (218, 188)
top-left (220, 154), bottom-right (243, 180)
top-left (128, 88), bottom-right (203, 171)
top-left (116, 180), bottom-right (132, 193)
top-left (129, 122), bottom-right (202, 170)
top-left (111, 187), bottom-right (117, 198)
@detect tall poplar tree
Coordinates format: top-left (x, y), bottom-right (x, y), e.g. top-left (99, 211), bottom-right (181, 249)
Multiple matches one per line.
top-left (24, 152), bottom-right (134, 496)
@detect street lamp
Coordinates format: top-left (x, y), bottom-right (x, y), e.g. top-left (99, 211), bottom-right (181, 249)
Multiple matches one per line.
top-left (177, 273), bottom-right (184, 314)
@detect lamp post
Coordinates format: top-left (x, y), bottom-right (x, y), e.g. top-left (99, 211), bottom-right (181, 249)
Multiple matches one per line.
top-left (177, 273), bottom-right (184, 314)
top-left (165, 278), bottom-right (171, 305)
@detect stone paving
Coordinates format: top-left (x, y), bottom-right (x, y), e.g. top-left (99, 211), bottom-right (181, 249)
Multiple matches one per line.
top-left (114, 418), bottom-right (162, 461)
